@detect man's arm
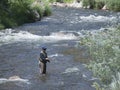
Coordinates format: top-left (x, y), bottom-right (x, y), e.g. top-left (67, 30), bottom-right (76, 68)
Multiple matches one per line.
top-left (40, 53), bottom-right (50, 63)
top-left (39, 53), bottom-right (46, 63)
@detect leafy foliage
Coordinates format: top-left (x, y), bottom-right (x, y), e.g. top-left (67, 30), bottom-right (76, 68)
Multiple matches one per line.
top-left (95, 0), bottom-right (105, 9)
top-left (109, 72), bottom-right (120, 90)
top-left (82, 0), bottom-right (95, 9)
top-left (79, 27), bottom-right (120, 88)
top-left (106, 0), bottom-right (120, 11)
top-left (0, 0), bottom-right (51, 29)
top-left (49, 0), bottom-right (74, 3)
top-left (82, 0), bottom-right (120, 11)
top-left (44, 3), bottom-right (52, 16)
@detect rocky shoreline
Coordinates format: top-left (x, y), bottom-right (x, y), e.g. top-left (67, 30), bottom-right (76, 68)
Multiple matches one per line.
top-left (50, 1), bottom-right (108, 10)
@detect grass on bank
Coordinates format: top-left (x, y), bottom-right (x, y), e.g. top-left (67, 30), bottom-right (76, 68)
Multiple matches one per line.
top-left (82, 0), bottom-right (120, 11)
top-left (49, 0), bottom-right (120, 11)
top-left (106, 0), bottom-right (120, 11)
top-left (49, 0), bottom-right (74, 3)
top-left (79, 26), bottom-right (120, 90)
top-left (0, 0), bottom-right (52, 30)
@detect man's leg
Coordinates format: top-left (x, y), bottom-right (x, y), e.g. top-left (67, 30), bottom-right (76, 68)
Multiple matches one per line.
top-left (43, 63), bottom-right (46, 74)
top-left (39, 62), bottom-right (44, 74)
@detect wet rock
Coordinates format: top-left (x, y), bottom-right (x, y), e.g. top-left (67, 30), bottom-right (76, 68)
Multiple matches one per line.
top-left (31, 10), bottom-right (41, 21)
top-left (71, 1), bottom-right (83, 8)
top-left (0, 75), bottom-right (30, 84)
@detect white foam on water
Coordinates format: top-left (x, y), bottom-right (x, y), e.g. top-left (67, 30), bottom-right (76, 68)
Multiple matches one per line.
top-left (89, 77), bottom-right (99, 81)
top-left (82, 74), bottom-right (87, 78)
top-left (0, 78), bottom-right (8, 84)
top-left (53, 43), bottom-right (68, 46)
top-left (0, 29), bottom-right (77, 45)
top-left (0, 76), bottom-right (30, 85)
top-left (80, 15), bottom-right (116, 22)
top-left (0, 29), bottom-right (41, 45)
top-left (63, 67), bottom-right (79, 74)
top-left (70, 15), bottom-right (117, 24)
top-left (44, 32), bottom-right (77, 41)
top-left (49, 53), bottom-right (63, 58)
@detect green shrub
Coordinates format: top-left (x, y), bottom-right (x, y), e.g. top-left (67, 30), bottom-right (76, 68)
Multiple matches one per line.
top-left (49, 0), bottom-right (74, 3)
top-left (107, 0), bottom-right (120, 11)
top-left (109, 72), bottom-right (120, 90)
top-left (0, 0), bottom-right (52, 29)
top-left (63, 0), bottom-right (74, 3)
top-left (82, 0), bottom-right (120, 11)
top-left (56, 0), bottom-right (63, 3)
top-left (79, 27), bottom-right (120, 85)
top-left (92, 82), bottom-right (105, 90)
top-left (82, 0), bottom-right (95, 9)
top-left (32, 3), bottom-right (44, 20)
top-left (9, 0), bottom-right (36, 23)
top-left (0, 24), bottom-right (5, 29)
top-left (95, 1), bottom-right (105, 9)
top-left (1, 15), bottom-right (17, 28)
top-left (82, 0), bottom-right (90, 8)
top-left (49, 0), bottom-right (56, 3)
top-left (44, 3), bottom-right (52, 16)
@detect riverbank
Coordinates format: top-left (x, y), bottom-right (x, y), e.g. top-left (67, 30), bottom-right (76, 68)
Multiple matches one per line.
top-left (80, 26), bottom-right (120, 90)
top-left (0, 6), bottom-right (120, 90)
top-left (50, 0), bottom-right (120, 11)
top-left (0, 0), bottom-right (51, 30)
top-left (51, 2), bottom-right (82, 8)
top-left (50, 2), bottom-right (108, 10)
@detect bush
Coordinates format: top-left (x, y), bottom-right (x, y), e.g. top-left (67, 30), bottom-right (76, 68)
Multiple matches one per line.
top-left (82, 0), bottom-right (95, 9)
top-left (95, 0), bottom-right (105, 9)
top-left (31, 3), bottom-right (44, 20)
top-left (9, 0), bottom-right (38, 24)
top-left (44, 3), bottom-right (52, 16)
top-left (109, 72), bottom-right (120, 90)
top-left (49, 0), bottom-right (56, 3)
top-left (63, 0), bottom-right (74, 3)
top-left (82, 0), bottom-right (120, 11)
top-left (52, 0), bottom-right (74, 3)
top-left (0, 24), bottom-right (5, 30)
top-left (82, 0), bottom-right (90, 8)
top-left (0, 0), bottom-right (52, 29)
top-left (79, 27), bottom-right (120, 86)
top-left (106, 0), bottom-right (120, 11)
top-left (56, 0), bottom-right (64, 3)
top-left (1, 17), bottom-right (17, 28)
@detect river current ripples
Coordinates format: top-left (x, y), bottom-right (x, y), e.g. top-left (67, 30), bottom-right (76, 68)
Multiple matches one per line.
top-left (0, 7), bottom-right (120, 90)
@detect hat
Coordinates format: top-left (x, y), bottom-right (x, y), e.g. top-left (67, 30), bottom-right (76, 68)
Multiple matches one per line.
top-left (42, 47), bottom-right (47, 50)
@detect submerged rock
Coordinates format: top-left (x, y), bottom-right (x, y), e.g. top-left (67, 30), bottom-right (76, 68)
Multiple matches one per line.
top-left (0, 75), bottom-right (30, 84)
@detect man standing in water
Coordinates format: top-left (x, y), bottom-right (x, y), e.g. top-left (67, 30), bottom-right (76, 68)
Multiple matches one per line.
top-left (39, 47), bottom-right (50, 75)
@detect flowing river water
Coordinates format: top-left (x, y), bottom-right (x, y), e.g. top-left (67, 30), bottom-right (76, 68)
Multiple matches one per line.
top-left (0, 7), bottom-right (120, 90)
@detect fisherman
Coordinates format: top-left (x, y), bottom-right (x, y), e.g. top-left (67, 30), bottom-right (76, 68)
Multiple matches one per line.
top-left (39, 47), bottom-right (50, 75)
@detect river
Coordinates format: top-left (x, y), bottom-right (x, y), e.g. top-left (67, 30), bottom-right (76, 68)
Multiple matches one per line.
top-left (0, 7), bottom-right (120, 90)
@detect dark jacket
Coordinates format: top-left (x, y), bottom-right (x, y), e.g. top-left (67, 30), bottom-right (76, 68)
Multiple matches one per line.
top-left (39, 51), bottom-right (48, 63)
